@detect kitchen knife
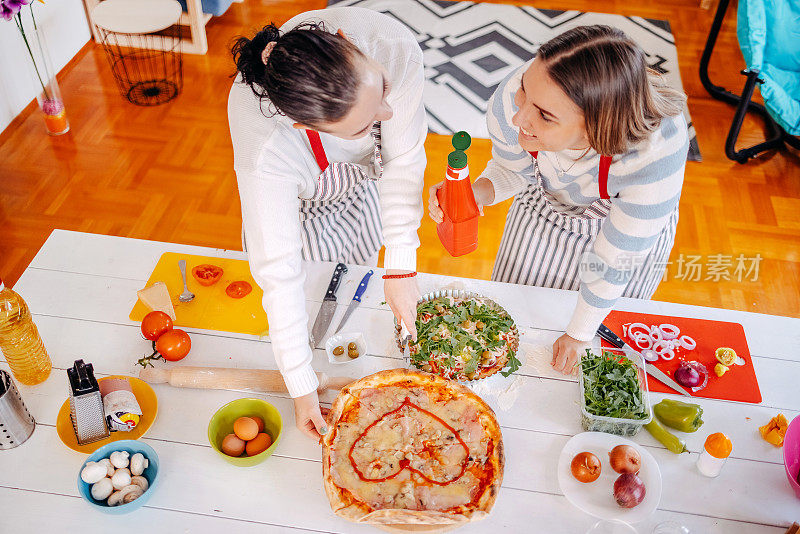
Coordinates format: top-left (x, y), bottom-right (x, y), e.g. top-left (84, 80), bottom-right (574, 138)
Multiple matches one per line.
top-left (310, 262), bottom-right (348, 348)
top-left (597, 323), bottom-right (692, 397)
top-left (139, 366), bottom-right (355, 393)
top-left (334, 269), bottom-right (373, 334)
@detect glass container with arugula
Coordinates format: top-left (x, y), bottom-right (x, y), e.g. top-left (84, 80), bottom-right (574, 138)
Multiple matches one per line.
top-left (579, 349), bottom-right (652, 436)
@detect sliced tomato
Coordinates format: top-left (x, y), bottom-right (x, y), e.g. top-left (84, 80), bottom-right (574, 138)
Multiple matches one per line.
top-left (191, 264), bottom-right (224, 286)
top-left (225, 281), bottom-right (252, 299)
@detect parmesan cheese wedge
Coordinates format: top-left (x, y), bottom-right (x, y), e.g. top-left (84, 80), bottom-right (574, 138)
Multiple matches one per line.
top-left (137, 282), bottom-right (176, 320)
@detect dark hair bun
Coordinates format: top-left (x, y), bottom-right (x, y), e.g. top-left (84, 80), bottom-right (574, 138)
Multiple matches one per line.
top-left (231, 24), bottom-right (281, 99)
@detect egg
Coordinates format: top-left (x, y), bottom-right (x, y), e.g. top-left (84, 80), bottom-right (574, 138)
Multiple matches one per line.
top-left (221, 433), bottom-right (246, 457)
top-left (249, 416), bottom-right (265, 433)
top-left (246, 432), bottom-right (273, 456)
top-left (233, 416), bottom-right (259, 441)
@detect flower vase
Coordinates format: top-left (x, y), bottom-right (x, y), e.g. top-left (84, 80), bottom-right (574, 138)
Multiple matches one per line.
top-left (19, 8), bottom-right (69, 135)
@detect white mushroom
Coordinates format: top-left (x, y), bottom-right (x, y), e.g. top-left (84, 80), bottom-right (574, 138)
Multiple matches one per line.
top-left (130, 475), bottom-right (149, 492)
top-left (111, 468), bottom-right (131, 490)
top-left (90, 478), bottom-right (114, 501)
top-left (107, 490), bottom-right (125, 507)
top-left (130, 453), bottom-right (149, 476)
top-left (99, 458), bottom-right (115, 477)
top-left (80, 462), bottom-right (107, 484)
top-left (109, 450), bottom-right (130, 469)
top-left (119, 484), bottom-right (144, 504)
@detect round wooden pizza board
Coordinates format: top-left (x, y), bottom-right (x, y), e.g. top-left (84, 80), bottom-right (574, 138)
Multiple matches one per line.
top-left (377, 524), bottom-right (462, 533)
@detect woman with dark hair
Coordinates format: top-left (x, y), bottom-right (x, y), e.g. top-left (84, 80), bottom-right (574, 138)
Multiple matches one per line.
top-left (228, 7), bottom-right (426, 440)
top-left (430, 25), bottom-right (689, 375)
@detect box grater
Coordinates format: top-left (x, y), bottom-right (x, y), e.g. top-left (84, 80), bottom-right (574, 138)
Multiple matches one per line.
top-left (0, 370), bottom-right (36, 449)
top-left (68, 359), bottom-right (110, 445)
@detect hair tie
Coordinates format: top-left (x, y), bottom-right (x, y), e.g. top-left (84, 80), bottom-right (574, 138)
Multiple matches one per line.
top-left (261, 41), bottom-right (277, 65)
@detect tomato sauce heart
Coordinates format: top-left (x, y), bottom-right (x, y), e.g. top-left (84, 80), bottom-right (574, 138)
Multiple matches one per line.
top-left (348, 397), bottom-right (470, 486)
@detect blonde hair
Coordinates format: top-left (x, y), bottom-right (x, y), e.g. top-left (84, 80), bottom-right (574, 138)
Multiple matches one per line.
top-left (537, 25), bottom-right (686, 155)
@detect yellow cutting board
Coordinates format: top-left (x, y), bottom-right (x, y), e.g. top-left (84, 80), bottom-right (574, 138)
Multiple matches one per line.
top-left (129, 253), bottom-right (268, 336)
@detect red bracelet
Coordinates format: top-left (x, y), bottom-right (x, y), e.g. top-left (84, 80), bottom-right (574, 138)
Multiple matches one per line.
top-left (382, 271), bottom-right (417, 280)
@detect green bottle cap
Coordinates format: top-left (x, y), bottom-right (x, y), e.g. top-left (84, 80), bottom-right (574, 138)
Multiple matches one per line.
top-left (448, 131), bottom-right (471, 169)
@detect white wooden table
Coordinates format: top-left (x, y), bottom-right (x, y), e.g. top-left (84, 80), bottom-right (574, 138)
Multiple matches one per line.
top-left (1, 230), bottom-right (798, 533)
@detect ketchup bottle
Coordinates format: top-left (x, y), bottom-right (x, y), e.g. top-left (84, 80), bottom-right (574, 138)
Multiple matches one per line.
top-left (437, 131), bottom-right (479, 256)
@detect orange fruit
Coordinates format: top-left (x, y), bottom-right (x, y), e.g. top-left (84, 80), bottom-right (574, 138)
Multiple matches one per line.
top-left (704, 433), bottom-right (732, 458)
top-left (233, 416), bottom-right (259, 441)
top-left (246, 432), bottom-right (273, 456)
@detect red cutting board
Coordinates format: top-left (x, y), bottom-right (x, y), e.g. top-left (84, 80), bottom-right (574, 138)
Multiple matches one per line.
top-left (602, 311), bottom-right (762, 403)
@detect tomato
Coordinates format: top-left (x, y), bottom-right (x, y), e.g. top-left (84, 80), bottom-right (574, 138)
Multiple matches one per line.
top-left (155, 329), bottom-right (191, 361)
top-left (141, 311), bottom-right (173, 341)
top-left (191, 264), bottom-right (224, 286)
top-left (225, 281), bottom-right (252, 299)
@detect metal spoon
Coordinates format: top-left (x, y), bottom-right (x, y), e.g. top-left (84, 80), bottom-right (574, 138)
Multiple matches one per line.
top-left (177, 260), bottom-right (195, 302)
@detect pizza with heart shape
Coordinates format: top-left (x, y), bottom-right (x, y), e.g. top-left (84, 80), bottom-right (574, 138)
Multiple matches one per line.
top-left (322, 369), bottom-right (504, 527)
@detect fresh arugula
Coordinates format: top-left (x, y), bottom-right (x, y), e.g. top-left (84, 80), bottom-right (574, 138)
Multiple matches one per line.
top-left (581, 350), bottom-right (647, 420)
top-left (410, 297), bottom-right (519, 380)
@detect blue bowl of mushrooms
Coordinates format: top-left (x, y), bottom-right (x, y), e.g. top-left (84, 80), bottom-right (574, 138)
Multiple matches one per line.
top-left (77, 440), bottom-right (159, 514)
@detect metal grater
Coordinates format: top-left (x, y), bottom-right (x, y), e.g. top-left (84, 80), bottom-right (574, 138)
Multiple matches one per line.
top-left (68, 360), bottom-right (109, 445)
top-left (0, 370), bottom-right (36, 449)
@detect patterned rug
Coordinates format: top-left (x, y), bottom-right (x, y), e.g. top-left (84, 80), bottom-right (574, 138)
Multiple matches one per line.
top-left (328, 0), bottom-right (701, 161)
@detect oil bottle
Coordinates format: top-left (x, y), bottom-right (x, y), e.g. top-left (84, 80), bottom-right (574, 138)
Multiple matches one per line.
top-left (0, 278), bottom-right (52, 385)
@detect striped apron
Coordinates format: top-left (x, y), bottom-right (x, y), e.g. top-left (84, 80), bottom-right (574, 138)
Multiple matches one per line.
top-left (296, 122), bottom-right (384, 265)
top-left (492, 152), bottom-right (679, 299)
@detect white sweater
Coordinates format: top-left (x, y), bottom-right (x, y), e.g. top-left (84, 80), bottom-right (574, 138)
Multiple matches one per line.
top-left (482, 63), bottom-right (689, 341)
top-left (228, 7), bottom-right (427, 397)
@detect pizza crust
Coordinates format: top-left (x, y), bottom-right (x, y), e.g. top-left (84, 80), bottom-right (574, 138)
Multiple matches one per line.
top-left (322, 369), bottom-right (504, 527)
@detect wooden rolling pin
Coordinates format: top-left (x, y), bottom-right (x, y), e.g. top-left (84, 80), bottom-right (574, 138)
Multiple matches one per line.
top-left (139, 366), bottom-right (355, 393)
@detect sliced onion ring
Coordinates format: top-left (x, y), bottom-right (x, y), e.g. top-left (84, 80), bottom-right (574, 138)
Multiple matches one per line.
top-left (659, 323), bottom-right (680, 340)
top-left (627, 322), bottom-right (650, 338)
top-left (633, 332), bottom-right (653, 350)
top-left (659, 349), bottom-right (675, 360)
top-left (649, 326), bottom-right (663, 341)
top-left (641, 349), bottom-right (659, 362)
top-left (679, 335), bottom-right (696, 350)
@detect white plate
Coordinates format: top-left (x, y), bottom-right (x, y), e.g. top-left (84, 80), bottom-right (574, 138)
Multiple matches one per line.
top-left (557, 432), bottom-right (662, 523)
top-left (325, 332), bottom-right (367, 365)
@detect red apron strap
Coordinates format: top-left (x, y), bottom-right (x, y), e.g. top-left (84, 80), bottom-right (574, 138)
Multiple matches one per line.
top-left (305, 129), bottom-right (329, 172)
top-left (598, 155), bottom-right (612, 200)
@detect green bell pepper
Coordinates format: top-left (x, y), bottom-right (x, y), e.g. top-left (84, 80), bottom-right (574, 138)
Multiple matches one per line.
top-left (644, 418), bottom-right (688, 454)
top-left (653, 399), bottom-right (704, 433)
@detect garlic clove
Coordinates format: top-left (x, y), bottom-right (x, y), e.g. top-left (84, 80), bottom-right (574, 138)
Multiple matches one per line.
top-left (99, 458), bottom-right (115, 477)
top-left (130, 475), bottom-right (149, 492)
top-left (80, 462), bottom-right (107, 484)
top-left (109, 450), bottom-right (130, 469)
top-left (111, 468), bottom-right (132, 490)
top-left (130, 453), bottom-right (149, 476)
top-left (90, 478), bottom-right (114, 501)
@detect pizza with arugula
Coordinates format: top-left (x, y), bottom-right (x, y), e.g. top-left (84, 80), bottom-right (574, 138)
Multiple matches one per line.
top-left (407, 296), bottom-right (520, 381)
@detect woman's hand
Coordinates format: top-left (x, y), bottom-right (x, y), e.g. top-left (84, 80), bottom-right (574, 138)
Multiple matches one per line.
top-left (552, 333), bottom-right (591, 375)
top-left (293, 390), bottom-right (329, 441)
top-left (384, 273), bottom-right (420, 339)
top-left (428, 178), bottom-right (493, 224)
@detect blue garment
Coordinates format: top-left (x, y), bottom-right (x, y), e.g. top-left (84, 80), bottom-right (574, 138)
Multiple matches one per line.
top-left (176, 0), bottom-right (232, 17)
top-left (737, 0), bottom-right (800, 135)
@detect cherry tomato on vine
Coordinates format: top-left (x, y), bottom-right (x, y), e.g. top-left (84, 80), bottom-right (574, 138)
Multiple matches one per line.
top-left (192, 264), bottom-right (224, 286)
top-left (225, 281), bottom-right (252, 299)
top-left (141, 311), bottom-right (173, 341)
top-left (155, 329), bottom-right (191, 362)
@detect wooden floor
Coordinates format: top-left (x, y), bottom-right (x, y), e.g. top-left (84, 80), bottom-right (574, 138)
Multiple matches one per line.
top-left (1, 0), bottom-right (799, 319)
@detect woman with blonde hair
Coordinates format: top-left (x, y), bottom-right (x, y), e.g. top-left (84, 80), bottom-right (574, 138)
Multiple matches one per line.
top-left (430, 25), bottom-right (689, 374)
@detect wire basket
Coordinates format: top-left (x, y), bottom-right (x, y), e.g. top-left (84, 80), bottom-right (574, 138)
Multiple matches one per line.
top-left (96, 25), bottom-right (183, 106)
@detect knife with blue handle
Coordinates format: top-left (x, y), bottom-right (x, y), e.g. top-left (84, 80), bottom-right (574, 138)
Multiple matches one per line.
top-left (334, 270), bottom-right (373, 334)
top-left (597, 323), bottom-right (692, 397)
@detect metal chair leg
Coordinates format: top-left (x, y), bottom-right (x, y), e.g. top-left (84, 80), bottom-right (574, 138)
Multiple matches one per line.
top-left (724, 70), bottom-right (785, 162)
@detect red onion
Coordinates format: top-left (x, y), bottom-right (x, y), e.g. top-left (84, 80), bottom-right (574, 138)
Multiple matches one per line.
top-left (614, 473), bottom-right (646, 508)
top-left (674, 361), bottom-right (708, 391)
top-left (659, 323), bottom-right (680, 340)
top-left (679, 335), bottom-right (696, 350)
